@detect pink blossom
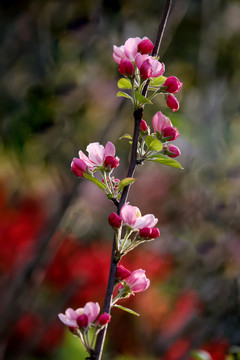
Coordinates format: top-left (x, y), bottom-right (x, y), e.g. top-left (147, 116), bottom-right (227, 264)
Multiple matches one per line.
top-left (165, 144), bottom-right (181, 158)
top-left (119, 59), bottom-right (134, 76)
top-left (113, 37), bottom-right (141, 64)
top-left (113, 45), bottom-right (126, 64)
top-left (152, 111), bottom-right (180, 141)
top-left (124, 269), bottom-right (150, 293)
top-left (140, 119), bottom-right (148, 132)
top-left (120, 203), bottom-right (158, 230)
top-left (96, 313), bottom-right (111, 326)
top-left (115, 265), bottom-right (132, 280)
top-left (135, 53), bottom-right (165, 79)
top-left (71, 158), bottom-right (87, 177)
top-left (108, 212), bottom-right (122, 228)
top-left (137, 38), bottom-right (154, 54)
top-left (78, 141), bottom-right (117, 171)
top-left (58, 302), bottom-right (100, 328)
top-left (166, 94), bottom-right (179, 112)
top-left (139, 227), bottom-right (160, 239)
top-left (104, 156), bottom-right (119, 169)
top-left (163, 76), bottom-right (182, 93)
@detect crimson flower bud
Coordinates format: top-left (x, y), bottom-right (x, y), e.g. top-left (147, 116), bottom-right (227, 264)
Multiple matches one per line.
top-left (97, 313), bottom-right (111, 326)
top-left (104, 156), bottom-right (119, 169)
top-left (162, 126), bottom-right (180, 141)
top-left (140, 119), bottom-right (148, 132)
top-left (166, 94), bottom-right (179, 112)
top-left (77, 314), bottom-right (88, 328)
top-left (115, 265), bottom-right (132, 280)
top-left (139, 227), bottom-right (152, 238)
top-left (71, 158), bottom-right (87, 177)
top-left (151, 228), bottom-right (160, 238)
top-left (108, 212), bottom-right (122, 228)
top-left (119, 59), bottom-right (134, 76)
top-left (167, 144), bottom-right (181, 158)
top-left (137, 38), bottom-right (154, 54)
top-left (163, 76), bottom-right (182, 93)
top-left (139, 59), bottom-right (152, 79)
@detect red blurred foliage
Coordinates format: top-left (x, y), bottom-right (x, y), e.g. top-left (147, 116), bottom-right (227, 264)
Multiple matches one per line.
top-left (162, 338), bottom-right (191, 360)
top-left (201, 339), bottom-right (229, 360)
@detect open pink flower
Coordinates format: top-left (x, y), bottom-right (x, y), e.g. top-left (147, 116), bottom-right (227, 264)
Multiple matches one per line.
top-left (135, 53), bottom-right (165, 79)
top-left (120, 203), bottom-right (158, 230)
top-left (78, 141), bottom-right (119, 171)
top-left (152, 111), bottom-right (180, 141)
top-left (58, 302), bottom-right (100, 328)
top-left (113, 36), bottom-right (153, 64)
top-left (124, 269), bottom-right (150, 293)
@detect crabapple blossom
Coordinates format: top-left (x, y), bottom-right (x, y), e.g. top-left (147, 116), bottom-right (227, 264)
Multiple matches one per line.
top-left (152, 111), bottom-right (179, 141)
top-left (163, 76), bottom-right (182, 93)
top-left (115, 265), bottom-right (132, 280)
top-left (135, 53), bottom-right (165, 79)
top-left (96, 313), bottom-right (111, 326)
top-left (113, 36), bottom-right (153, 64)
top-left (140, 119), bottom-right (148, 132)
top-left (164, 144), bottom-right (181, 158)
top-left (78, 141), bottom-right (119, 171)
top-left (139, 227), bottom-right (160, 239)
top-left (137, 38), bottom-right (154, 54)
top-left (104, 156), bottom-right (119, 169)
top-left (58, 302), bottom-right (100, 328)
top-left (108, 212), bottom-right (122, 229)
top-left (124, 269), bottom-right (150, 293)
top-left (120, 203), bottom-right (158, 230)
top-left (71, 158), bottom-right (87, 177)
top-left (166, 94), bottom-right (179, 112)
top-left (119, 59), bottom-right (134, 76)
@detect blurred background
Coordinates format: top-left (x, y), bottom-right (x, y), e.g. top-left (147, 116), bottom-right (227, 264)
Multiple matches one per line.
top-left (0, 0), bottom-right (240, 359)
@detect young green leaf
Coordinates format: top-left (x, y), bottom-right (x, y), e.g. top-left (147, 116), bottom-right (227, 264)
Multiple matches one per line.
top-left (149, 75), bottom-right (167, 87)
top-left (147, 154), bottom-right (183, 169)
top-left (83, 173), bottom-right (106, 191)
top-left (119, 134), bottom-right (133, 141)
top-left (117, 91), bottom-right (133, 101)
top-left (118, 78), bottom-right (132, 89)
top-left (134, 91), bottom-right (152, 106)
top-left (118, 177), bottom-right (136, 192)
top-left (113, 304), bottom-right (140, 317)
top-left (145, 135), bottom-right (163, 151)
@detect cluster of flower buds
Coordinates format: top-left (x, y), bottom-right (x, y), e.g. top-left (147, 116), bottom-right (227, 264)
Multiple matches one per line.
top-left (113, 37), bottom-right (182, 112)
top-left (108, 203), bottom-right (160, 258)
top-left (58, 302), bottom-right (111, 354)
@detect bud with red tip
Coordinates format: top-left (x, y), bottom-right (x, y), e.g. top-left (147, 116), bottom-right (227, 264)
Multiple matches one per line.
top-left (163, 76), bottom-right (182, 93)
top-left (108, 212), bottom-right (122, 229)
top-left (96, 313), bottom-right (111, 326)
top-left (77, 314), bottom-right (88, 328)
top-left (140, 119), bottom-right (148, 133)
top-left (119, 59), bottom-right (134, 76)
top-left (115, 265), bottom-right (132, 280)
top-left (104, 156), bottom-right (119, 169)
top-left (151, 228), bottom-right (160, 238)
top-left (162, 127), bottom-right (180, 141)
top-left (166, 94), bottom-right (179, 112)
top-left (137, 38), bottom-right (154, 54)
top-left (139, 227), bottom-right (160, 239)
top-left (71, 158), bottom-right (87, 177)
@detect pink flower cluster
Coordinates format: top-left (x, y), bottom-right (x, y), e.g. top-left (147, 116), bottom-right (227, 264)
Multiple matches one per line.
top-left (108, 203), bottom-right (160, 239)
top-left (58, 302), bottom-right (111, 330)
top-left (71, 141), bottom-right (119, 177)
top-left (116, 266), bottom-right (150, 293)
top-left (113, 37), bottom-right (164, 80)
top-left (152, 111), bottom-right (181, 158)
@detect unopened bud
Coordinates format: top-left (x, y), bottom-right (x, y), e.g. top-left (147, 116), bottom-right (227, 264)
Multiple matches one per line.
top-left (108, 212), bottom-right (122, 228)
top-left (137, 38), bottom-right (154, 54)
top-left (104, 156), bottom-right (119, 169)
top-left (76, 314), bottom-right (88, 328)
top-left (115, 265), bottom-right (131, 280)
top-left (97, 313), bottom-right (111, 326)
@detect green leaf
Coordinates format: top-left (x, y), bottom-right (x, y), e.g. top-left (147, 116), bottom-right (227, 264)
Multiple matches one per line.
top-left (134, 91), bottom-right (152, 106)
top-left (149, 75), bottom-right (167, 87)
top-left (117, 91), bottom-right (133, 101)
top-left (83, 173), bottom-right (106, 191)
top-left (113, 304), bottom-right (140, 316)
top-left (119, 134), bottom-right (133, 140)
top-left (145, 135), bottom-right (163, 151)
top-left (191, 350), bottom-right (212, 360)
top-left (118, 78), bottom-right (132, 89)
top-left (147, 154), bottom-right (183, 169)
top-left (117, 177), bottom-right (136, 192)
